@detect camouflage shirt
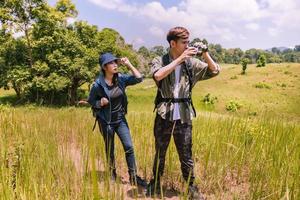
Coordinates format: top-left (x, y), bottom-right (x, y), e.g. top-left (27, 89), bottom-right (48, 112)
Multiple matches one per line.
top-left (151, 53), bottom-right (220, 124)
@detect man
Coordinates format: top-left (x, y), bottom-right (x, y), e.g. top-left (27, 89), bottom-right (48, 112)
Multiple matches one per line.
top-left (146, 27), bottom-right (220, 199)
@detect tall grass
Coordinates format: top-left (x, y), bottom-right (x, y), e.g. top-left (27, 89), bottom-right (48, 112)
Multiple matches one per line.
top-left (0, 106), bottom-right (299, 199)
top-left (1, 63), bottom-right (299, 199)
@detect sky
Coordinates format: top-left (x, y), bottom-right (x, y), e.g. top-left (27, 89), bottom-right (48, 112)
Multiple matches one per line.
top-left (49, 0), bottom-right (300, 50)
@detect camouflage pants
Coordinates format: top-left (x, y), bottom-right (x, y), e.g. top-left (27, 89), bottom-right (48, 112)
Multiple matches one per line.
top-left (152, 114), bottom-right (195, 185)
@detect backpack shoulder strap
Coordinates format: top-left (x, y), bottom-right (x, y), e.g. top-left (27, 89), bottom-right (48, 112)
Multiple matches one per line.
top-left (153, 54), bottom-right (169, 112)
top-left (183, 58), bottom-right (197, 117)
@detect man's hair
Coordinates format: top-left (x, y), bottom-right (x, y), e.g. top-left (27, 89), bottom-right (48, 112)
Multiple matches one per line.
top-left (166, 27), bottom-right (189, 44)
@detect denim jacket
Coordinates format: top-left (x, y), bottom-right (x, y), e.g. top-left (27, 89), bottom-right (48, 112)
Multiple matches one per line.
top-left (88, 73), bottom-right (143, 125)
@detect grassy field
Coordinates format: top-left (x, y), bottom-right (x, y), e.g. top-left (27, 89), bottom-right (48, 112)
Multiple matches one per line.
top-left (0, 63), bottom-right (299, 199)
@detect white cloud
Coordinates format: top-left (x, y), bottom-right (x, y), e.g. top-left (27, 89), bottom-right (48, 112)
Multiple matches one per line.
top-left (239, 34), bottom-right (247, 40)
top-left (88, 0), bottom-right (300, 45)
top-left (88, 0), bottom-right (123, 10)
top-left (149, 26), bottom-right (165, 38)
top-left (245, 23), bottom-right (260, 31)
top-left (268, 27), bottom-right (280, 37)
top-left (131, 37), bottom-right (145, 47)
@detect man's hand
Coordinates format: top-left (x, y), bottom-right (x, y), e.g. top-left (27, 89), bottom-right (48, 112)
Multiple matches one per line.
top-left (100, 97), bottom-right (109, 107)
top-left (178, 47), bottom-right (198, 63)
top-left (193, 41), bottom-right (208, 55)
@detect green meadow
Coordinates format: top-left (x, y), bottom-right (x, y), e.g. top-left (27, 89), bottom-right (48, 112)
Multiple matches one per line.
top-left (0, 63), bottom-right (299, 199)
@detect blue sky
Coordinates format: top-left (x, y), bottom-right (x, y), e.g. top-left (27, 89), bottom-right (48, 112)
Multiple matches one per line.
top-left (49, 0), bottom-right (300, 50)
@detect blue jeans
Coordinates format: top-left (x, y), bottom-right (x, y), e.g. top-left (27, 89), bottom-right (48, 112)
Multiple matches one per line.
top-left (98, 118), bottom-right (137, 175)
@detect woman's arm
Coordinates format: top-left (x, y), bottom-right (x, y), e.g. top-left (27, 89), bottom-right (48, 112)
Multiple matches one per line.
top-left (120, 57), bottom-right (142, 78)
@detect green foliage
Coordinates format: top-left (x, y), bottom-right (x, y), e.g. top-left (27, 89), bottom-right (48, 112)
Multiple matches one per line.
top-left (254, 82), bottom-right (271, 89)
top-left (202, 93), bottom-right (218, 105)
top-left (284, 71), bottom-right (292, 75)
top-left (256, 54), bottom-right (266, 67)
top-left (223, 48), bottom-right (244, 64)
top-left (226, 100), bottom-right (242, 112)
top-left (0, 0), bottom-right (141, 105)
top-left (150, 45), bottom-right (166, 56)
top-left (276, 82), bottom-right (287, 87)
top-left (138, 46), bottom-right (151, 58)
top-left (240, 58), bottom-right (249, 74)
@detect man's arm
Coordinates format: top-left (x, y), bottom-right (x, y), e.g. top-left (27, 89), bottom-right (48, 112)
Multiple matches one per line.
top-left (153, 47), bottom-right (198, 82)
top-left (202, 52), bottom-right (220, 74)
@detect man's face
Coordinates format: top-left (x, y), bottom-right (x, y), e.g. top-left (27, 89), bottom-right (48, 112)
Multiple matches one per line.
top-left (171, 38), bottom-right (190, 55)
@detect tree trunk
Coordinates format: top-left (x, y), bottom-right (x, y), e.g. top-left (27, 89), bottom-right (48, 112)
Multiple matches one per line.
top-left (69, 81), bottom-right (79, 105)
top-left (24, 27), bottom-right (33, 68)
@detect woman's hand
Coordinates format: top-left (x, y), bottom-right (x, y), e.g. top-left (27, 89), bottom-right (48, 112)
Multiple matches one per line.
top-left (120, 57), bottom-right (132, 67)
top-left (120, 57), bottom-right (142, 78)
top-left (100, 97), bottom-right (109, 107)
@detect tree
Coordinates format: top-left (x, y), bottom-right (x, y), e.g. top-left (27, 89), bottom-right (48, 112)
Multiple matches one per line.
top-left (138, 46), bottom-right (151, 58)
top-left (271, 47), bottom-right (280, 54)
top-left (0, 0), bottom-right (141, 105)
top-left (241, 58), bottom-right (249, 74)
top-left (150, 45), bottom-right (165, 56)
top-left (244, 48), bottom-right (264, 64)
top-left (257, 54), bottom-right (266, 67)
top-left (208, 44), bottom-right (223, 63)
top-left (0, 29), bottom-right (31, 98)
top-left (0, 0), bottom-right (49, 68)
top-left (294, 45), bottom-right (300, 52)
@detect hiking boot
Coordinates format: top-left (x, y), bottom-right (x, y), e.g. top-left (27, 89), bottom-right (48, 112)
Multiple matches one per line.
top-left (129, 174), bottom-right (147, 188)
top-left (146, 178), bottom-right (161, 197)
top-left (188, 185), bottom-right (206, 200)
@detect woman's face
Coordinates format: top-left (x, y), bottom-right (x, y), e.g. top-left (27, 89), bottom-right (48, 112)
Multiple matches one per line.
top-left (104, 60), bottom-right (118, 74)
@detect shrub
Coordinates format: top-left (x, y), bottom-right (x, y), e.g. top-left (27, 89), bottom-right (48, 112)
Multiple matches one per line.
top-left (256, 54), bottom-right (266, 67)
top-left (254, 82), bottom-right (271, 89)
top-left (241, 58), bottom-right (249, 74)
top-left (202, 93), bottom-right (218, 105)
top-left (226, 100), bottom-right (242, 112)
top-left (276, 83), bottom-right (287, 87)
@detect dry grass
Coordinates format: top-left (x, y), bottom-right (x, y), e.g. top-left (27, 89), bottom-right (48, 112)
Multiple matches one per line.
top-left (1, 63), bottom-right (300, 199)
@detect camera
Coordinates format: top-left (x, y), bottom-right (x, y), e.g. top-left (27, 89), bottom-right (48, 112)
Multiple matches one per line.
top-left (191, 42), bottom-right (209, 55)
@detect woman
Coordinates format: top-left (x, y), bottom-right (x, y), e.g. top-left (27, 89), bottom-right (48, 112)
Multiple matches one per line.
top-left (88, 52), bottom-right (146, 187)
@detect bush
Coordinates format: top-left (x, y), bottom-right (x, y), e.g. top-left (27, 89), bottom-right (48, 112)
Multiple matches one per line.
top-left (202, 93), bottom-right (218, 105)
top-left (276, 83), bottom-right (287, 87)
top-left (284, 71), bottom-right (292, 75)
top-left (226, 100), bottom-right (242, 112)
top-left (254, 82), bottom-right (271, 89)
top-left (257, 54), bottom-right (266, 67)
top-left (241, 58), bottom-right (249, 74)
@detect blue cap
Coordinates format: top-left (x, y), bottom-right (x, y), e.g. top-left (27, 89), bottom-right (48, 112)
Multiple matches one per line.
top-left (99, 53), bottom-right (119, 68)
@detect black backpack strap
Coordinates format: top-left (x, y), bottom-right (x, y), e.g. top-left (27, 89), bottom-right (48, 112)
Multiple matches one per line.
top-left (92, 118), bottom-right (97, 131)
top-left (153, 54), bottom-right (169, 112)
top-left (159, 97), bottom-right (190, 103)
top-left (183, 59), bottom-right (197, 117)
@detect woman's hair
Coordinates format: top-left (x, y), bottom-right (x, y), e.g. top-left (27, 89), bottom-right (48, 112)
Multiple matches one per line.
top-left (102, 66), bottom-right (118, 85)
top-left (166, 27), bottom-right (189, 44)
